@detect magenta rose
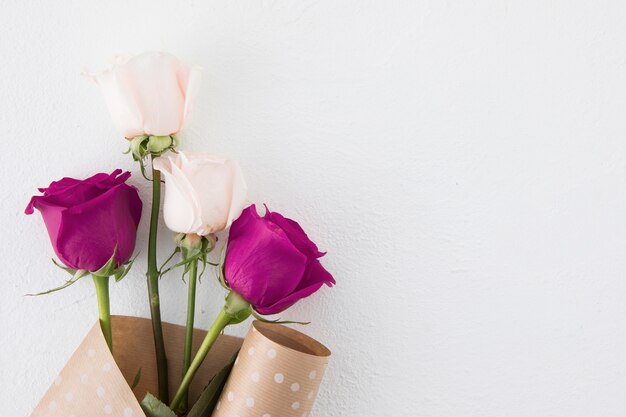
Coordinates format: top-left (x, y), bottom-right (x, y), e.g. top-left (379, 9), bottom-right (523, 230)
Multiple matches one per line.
top-left (171, 204), bottom-right (335, 408)
top-left (224, 204), bottom-right (335, 315)
top-left (25, 169), bottom-right (142, 272)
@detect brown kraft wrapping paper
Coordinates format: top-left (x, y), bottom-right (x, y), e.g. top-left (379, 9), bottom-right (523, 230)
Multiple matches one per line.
top-left (30, 315), bottom-right (243, 417)
top-left (212, 320), bottom-right (331, 417)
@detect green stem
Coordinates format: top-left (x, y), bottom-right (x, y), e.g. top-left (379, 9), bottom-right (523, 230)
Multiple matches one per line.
top-left (180, 257), bottom-right (198, 411)
top-left (147, 160), bottom-right (169, 401)
top-left (170, 309), bottom-right (231, 411)
top-left (93, 275), bottom-right (112, 351)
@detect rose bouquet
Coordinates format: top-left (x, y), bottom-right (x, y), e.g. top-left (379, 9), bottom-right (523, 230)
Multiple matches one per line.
top-left (27, 52), bottom-right (334, 417)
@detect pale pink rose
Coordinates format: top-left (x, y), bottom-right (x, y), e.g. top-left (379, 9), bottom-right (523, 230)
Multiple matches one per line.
top-left (85, 51), bottom-right (201, 138)
top-left (153, 152), bottom-right (247, 236)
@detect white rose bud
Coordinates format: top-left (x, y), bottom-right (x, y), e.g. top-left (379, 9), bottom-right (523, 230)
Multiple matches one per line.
top-left (85, 51), bottom-right (201, 138)
top-left (153, 151), bottom-right (247, 235)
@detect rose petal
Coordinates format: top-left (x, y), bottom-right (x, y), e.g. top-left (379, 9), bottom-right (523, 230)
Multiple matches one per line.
top-left (181, 65), bottom-right (202, 129)
top-left (255, 259), bottom-right (335, 315)
top-left (132, 53), bottom-right (187, 136)
top-left (154, 155), bottom-right (202, 234)
top-left (265, 210), bottom-right (325, 258)
top-left (88, 52), bottom-right (197, 137)
top-left (183, 154), bottom-right (235, 234)
top-left (25, 170), bottom-right (129, 212)
top-left (225, 204), bottom-right (258, 241)
top-left (56, 184), bottom-right (142, 271)
top-left (157, 152), bottom-right (246, 235)
top-left (30, 201), bottom-right (76, 269)
top-left (225, 206), bottom-right (306, 306)
top-left (35, 170), bottom-right (121, 196)
top-left (225, 160), bottom-right (247, 229)
top-left (90, 57), bottom-right (145, 138)
top-left (38, 177), bottom-right (81, 195)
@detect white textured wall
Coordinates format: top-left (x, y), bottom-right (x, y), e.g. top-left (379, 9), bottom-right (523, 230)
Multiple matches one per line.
top-left (2, 1), bottom-right (626, 416)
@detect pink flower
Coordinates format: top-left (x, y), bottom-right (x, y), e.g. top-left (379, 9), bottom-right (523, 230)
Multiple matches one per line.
top-left (85, 51), bottom-right (201, 138)
top-left (25, 170), bottom-right (142, 272)
top-left (153, 151), bottom-right (247, 236)
top-left (224, 205), bottom-right (335, 315)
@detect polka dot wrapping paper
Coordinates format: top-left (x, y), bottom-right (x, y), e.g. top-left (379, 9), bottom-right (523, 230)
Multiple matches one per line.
top-left (29, 316), bottom-right (244, 417)
top-left (212, 321), bottom-right (331, 417)
top-left (28, 316), bottom-right (329, 417)
top-left (30, 319), bottom-right (145, 417)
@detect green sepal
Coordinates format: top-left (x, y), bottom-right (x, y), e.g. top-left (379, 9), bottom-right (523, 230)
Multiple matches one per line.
top-left (186, 352), bottom-right (238, 417)
top-left (127, 135), bottom-right (177, 180)
top-left (197, 251), bottom-right (219, 282)
top-left (114, 253), bottom-right (139, 282)
top-left (160, 254), bottom-right (200, 276)
top-left (181, 246), bottom-right (203, 272)
top-left (25, 268), bottom-right (89, 296)
top-left (51, 258), bottom-right (77, 276)
top-left (217, 244), bottom-right (229, 290)
top-left (140, 393), bottom-right (177, 417)
top-left (250, 309), bottom-right (310, 326)
top-left (146, 136), bottom-right (173, 154)
top-left (130, 135), bottom-right (148, 158)
top-left (128, 135), bottom-right (149, 162)
top-left (161, 234), bottom-right (217, 277)
top-left (195, 235), bottom-right (217, 280)
top-left (113, 268), bottom-right (125, 282)
top-left (137, 156), bottom-right (151, 181)
top-left (92, 248), bottom-right (118, 278)
top-left (158, 246), bottom-right (181, 275)
top-left (90, 247), bottom-right (137, 281)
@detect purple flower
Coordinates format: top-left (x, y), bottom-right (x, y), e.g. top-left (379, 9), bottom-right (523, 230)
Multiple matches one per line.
top-left (25, 170), bottom-right (142, 272)
top-left (224, 205), bottom-right (335, 315)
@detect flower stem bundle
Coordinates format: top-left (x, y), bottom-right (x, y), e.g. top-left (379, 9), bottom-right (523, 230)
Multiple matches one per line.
top-left (25, 51), bottom-right (335, 416)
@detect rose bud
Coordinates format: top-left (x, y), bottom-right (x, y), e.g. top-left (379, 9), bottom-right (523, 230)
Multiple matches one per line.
top-left (85, 51), bottom-right (201, 139)
top-left (170, 204), bottom-right (335, 410)
top-left (224, 204), bottom-right (335, 315)
top-left (25, 170), bottom-right (142, 272)
top-left (153, 151), bottom-right (247, 236)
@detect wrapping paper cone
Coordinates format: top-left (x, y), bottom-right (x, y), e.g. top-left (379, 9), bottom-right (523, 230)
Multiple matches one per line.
top-left (30, 315), bottom-right (243, 417)
top-left (212, 321), bottom-right (331, 417)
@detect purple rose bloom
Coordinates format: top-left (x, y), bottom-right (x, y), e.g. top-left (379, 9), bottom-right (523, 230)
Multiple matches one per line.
top-left (224, 205), bottom-right (335, 315)
top-left (25, 169), bottom-right (142, 272)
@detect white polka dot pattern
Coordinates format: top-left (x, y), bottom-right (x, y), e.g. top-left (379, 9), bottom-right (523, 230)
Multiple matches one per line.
top-left (29, 321), bottom-right (145, 417)
top-left (211, 321), bottom-right (330, 417)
